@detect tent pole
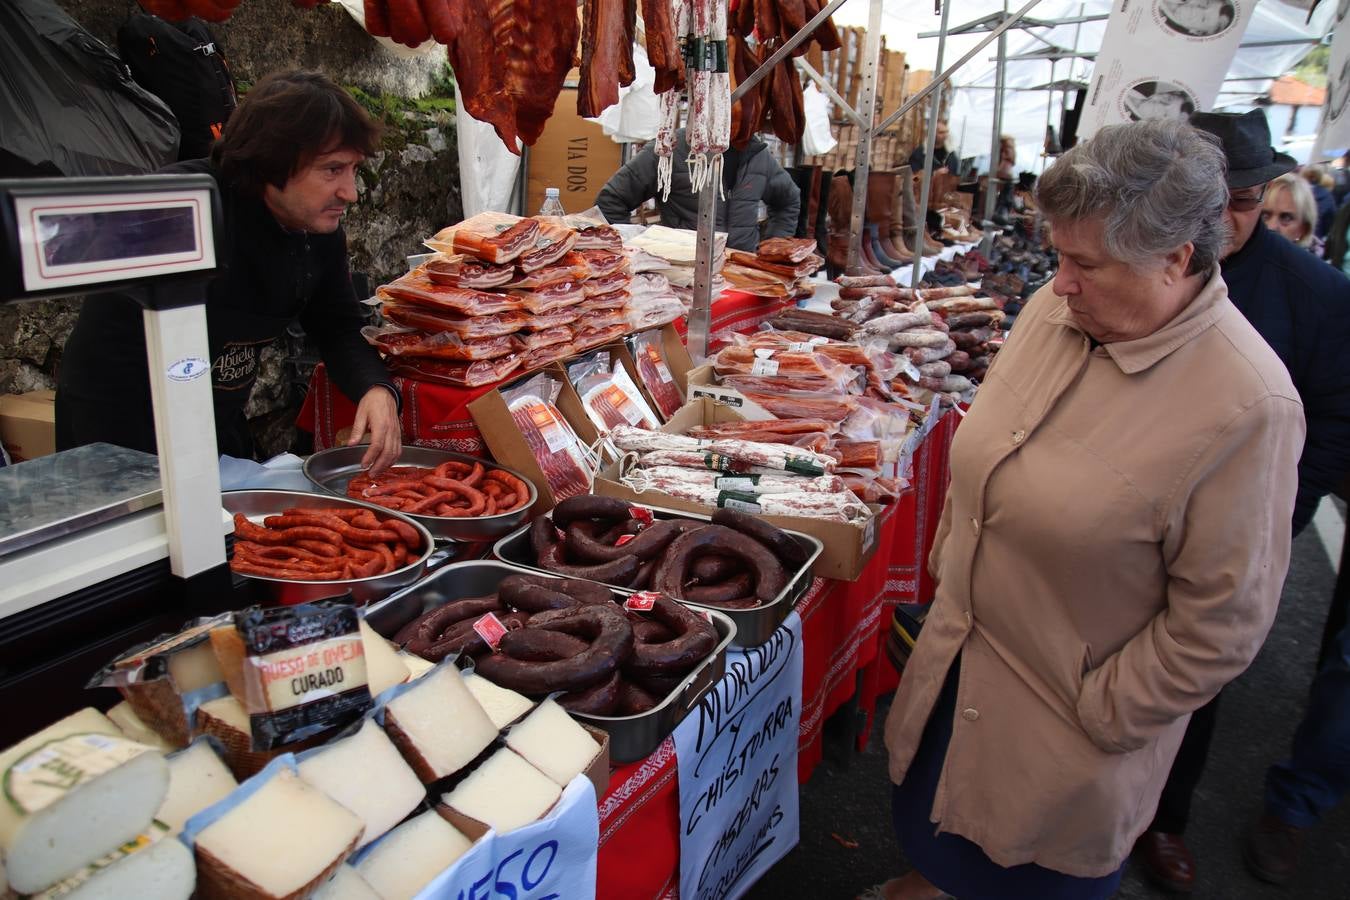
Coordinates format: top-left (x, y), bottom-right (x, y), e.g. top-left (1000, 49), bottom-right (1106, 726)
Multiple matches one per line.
top-left (911, 0), bottom-right (953, 290)
top-left (982, 0), bottom-right (1009, 251)
top-left (845, 0), bottom-right (886, 274)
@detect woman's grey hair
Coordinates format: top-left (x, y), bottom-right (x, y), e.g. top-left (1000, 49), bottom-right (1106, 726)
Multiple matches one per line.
top-left (1036, 119), bottom-right (1229, 275)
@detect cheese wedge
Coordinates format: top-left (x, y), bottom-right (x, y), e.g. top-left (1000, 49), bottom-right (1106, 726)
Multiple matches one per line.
top-left (195, 695), bottom-right (272, 780)
top-left (296, 719), bottom-right (423, 848)
top-left (398, 652), bottom-right (435, 679)
top-left (505, 698), bottom-right (600, 787)
top-left (157, 739), bottom-right (237, 835)
top-left (119, 625), bottom-right (225, 748)
top-left (107, 701), bottom-right (175, 753)
top-left (0, 709), bottom-right (170, 894)
top-left (194, 767), bottom-right (364, 900)
top-left (462, 673), bottom-right (533, 730)
top-left (356, 811), bottom-right (472, 899)
top-left (440, 749), bottom-right (560, 834)
top-left (312, 865), bottom-right (381, 900)
top-left (30, 826), bottom-right (195, 900)
top-left (361, 621), bottom-right (410, 697)
top-left (383, 666), bottom-right (496, 783)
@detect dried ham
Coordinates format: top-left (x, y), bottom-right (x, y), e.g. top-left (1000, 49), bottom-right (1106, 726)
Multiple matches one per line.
top-left (517, 223), bottom-right (580, 273)
top-left (642, 0), bottom-right (684, 95)
top-left (382, 302), bottom-right (529, 339)
top-left (578, 0), bottom-right (637, 118)
top-left (390, 353), bottom-right (524, 387)
top-left (424, 254), bottom-right (515, 289)
top-left (363, 325), bottom-right (518, 361)
top-left (521, 307), bottom-right (585, 331)
top-left (756, 237), bottom-right (819, 264)
top-left (426, 212), bottom-right (540, 264)
top-left (511, 280), bottom-right (588, 315)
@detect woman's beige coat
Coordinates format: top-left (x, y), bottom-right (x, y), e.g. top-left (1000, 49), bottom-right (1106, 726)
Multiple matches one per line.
top-left (884, 273), bottom-right (1305, 876)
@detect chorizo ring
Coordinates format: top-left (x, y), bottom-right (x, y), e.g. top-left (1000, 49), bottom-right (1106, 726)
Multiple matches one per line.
top-left (652, 525), bottom-right (788, 603)
top-left (550, 495), bottom-right (635, 529)
top-left (683, 573), bottom-right (753, 606)
top-left (564, 519), bottom-right (683, 563)
top-left (625, 596), bottom-right (718, 677)
top-left (710, 509), bottom-right (808, 568)
top-left (473, 605), bottom-right (634, 693)
top-left (558, 670), bottom-right (621, 715)
top-left (497, 573), bottom-right (614, 606)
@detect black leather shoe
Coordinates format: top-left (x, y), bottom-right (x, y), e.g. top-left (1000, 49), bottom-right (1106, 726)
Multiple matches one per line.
top-left (1243, 814), bottom-right (1308, 885)
top-left (1133, 830), bottom-right (1196, 893)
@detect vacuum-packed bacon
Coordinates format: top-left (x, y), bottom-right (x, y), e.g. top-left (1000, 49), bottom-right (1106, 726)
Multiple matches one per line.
top-left (520, 341), bottom-right (576, 372)
top-left (517, 325), bottom-right (573, 351)
top-left (574, 308), bottom-right (629, 332)
top-left (518, 222), bottom-right (579, 273)
top-left (389, 353), bottom-right (523, 387)
top-left (379, 270), bottom-right (524, 317)
top-left (756, 237), bottom-right (819, 264)
top-left (520, 307), bottom-right (585, 331)
top-left (584, 290), bottom-right (631, 311)
top-left (426, 213), bottom-right (541, 263)
top-left (727, 249), bottom-right (823, 279)
top-left (511, 280), bottom-right (588, 315)
top-left (423, 254), bottom-right (515, 290)
top-left (363, 325), bottom-right (518, 361)
top-left (578, 249), bottom-right (630, 280)
top-left (507, 253), bottom-right (592, 289)
top-left (382, 302), bottom-right (529, 339)
top-left (573, 223), bottom-right (625, 252)
top-left (584, 269), bottom-right (632, 297)
top-left (573, 323), bottom-right (629, 350)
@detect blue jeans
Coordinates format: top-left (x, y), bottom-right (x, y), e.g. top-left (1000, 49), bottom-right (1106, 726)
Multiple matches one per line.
top-left (1264, 533), bottom-right (1350, 828)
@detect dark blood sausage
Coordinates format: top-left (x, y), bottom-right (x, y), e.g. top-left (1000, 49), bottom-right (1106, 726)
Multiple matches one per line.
top-left (630, 618), bottom-right (676, 644)
top-left (689, 554), bottom-right (740, 585)
top-left (699, 596), bottom-right (762, 609)
top-left (558, 670), bottom-right (622, 715)
top-left (710, 509), bottom-right (808, 569)
top-left (564, 519), bottom-right (682, 562)
top-left (530, 516), bottom-right (561, 561)
top-left (550, 495), bottom-right (635, 529)
top-left (653, 525), bottom-right (788, 604)
top-left (602, 519), bottom-right (644, 543)
top-left (615, 679), bottom-right (660, 715)
top-left (474, 605), bottom-right (634, 693)
top-left (540, 551), bottom-right (642, 585)
top-left (499, 629), bottom-right (589, 662)
top-left (499, 582), bottom-right (584, 614)
top-left (683, 573), bottom-right (753, 606)
top-left (417, 610), bottom-right (530, 661)
top-left (629, 558), bottom-right (656, 590)
top-left (625, 596), bottom-right (718, 676)
top-left (626, 670), bottom-right (684, 699)
top-left (497, 573), bottom-right (614, 606)
top-left (395, 595), bottom-right (502, 647)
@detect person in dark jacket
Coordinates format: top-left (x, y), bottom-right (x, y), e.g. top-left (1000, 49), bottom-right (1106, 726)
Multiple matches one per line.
top-left (594, 129), bottom-right (800, 251)
top-left (1303, 165), bottom-right (1338, 239)
top-left (907, 119), bottom-right (960, 177)
top-left (1131, 108), bottom-right (1350, 893)
top-left (57, 70), bottom-right (402, 473)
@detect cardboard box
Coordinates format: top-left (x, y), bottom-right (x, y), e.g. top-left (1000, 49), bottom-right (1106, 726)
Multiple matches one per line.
top-left (525, 85), bottom-right (623, 217)
top-left (592, 399), bottom-right (882, 581)
top-left (0, 389), bottom-right (56, 462)
top-left (684, 364), bottom-right (776, 420)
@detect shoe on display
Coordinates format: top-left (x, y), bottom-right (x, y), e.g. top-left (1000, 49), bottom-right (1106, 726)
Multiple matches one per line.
top-left (1243, 814), bottom-right (1308, 885)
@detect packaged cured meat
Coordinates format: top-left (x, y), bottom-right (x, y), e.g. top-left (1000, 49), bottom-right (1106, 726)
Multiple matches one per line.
top-left (516, 325), bottom-right (573, 352)
top-left (628, 329), bottom-right (685, 418)
top-left (572, 223), bottom-right (624, 251)
top-left (517, 222), bottom-right (579, 273)
top-left (626, 295), bottom-right (685, 331)
top-left (389, 354), bottom-right (524, 388)
top-left (362, 325), bottom-right (518, 361)
top-left (519, 341), bottom-right (576, 373)
top-left (624, 465), bottom-right (846, 495)
top-left (423, 255), bottom-right (515, 290)
top-left (584, 289), bottom-right (632, 311)
top-left (572, 323), bottom-right (629, 350)
top-left (568, 352), bottom-right (660, 432)
top-left (583, 269), bottom-right (632, 296)
top-left (506, 252), bottom-right (592, 289)
top-left (425, 212), bottom-right (541, 264)
top-left (520, 306), bottom-right (584, 331)
top-left (712, 347), bottom-right (858, 391)
top-left (573, 307), bottom-right (629, 332)
top-left (503, 372), bottom-right (594, 501)
top-left (622, 476), bottom-right (869, 522)
top-left (382, 302), bottom-right (529, 340)
top-left (577, 249), bottom-right (631, 280)
top-left (756, 237), bottom-right (820, 264)
top-left (608, 425), bottom-right (837, 474)
top-left (721, 373), bottom-right (855, 394)
top-left (736, 389), bottom-right (858, 423)
top-left (721, 263), bottom-right (792, 298)
top-left (726, 249), bottom-right (823, 280)
top-left (511, 280), bottom-right (588, 315)
top-left (378, 271), bottom-right (524, 317)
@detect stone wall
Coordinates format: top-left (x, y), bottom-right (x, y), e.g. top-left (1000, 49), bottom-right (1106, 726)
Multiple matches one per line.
top-left (3, 1), bottom-right (462, 456)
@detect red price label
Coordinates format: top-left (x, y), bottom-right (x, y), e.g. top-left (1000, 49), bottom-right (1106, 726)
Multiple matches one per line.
top-left (625, 592), bottom-right (660, 612)
top-left (615, 534), bottom-right (637, 547)
top-left (629, 507), bottom-right (655, 528)
top-left (473, 613), bottom-right (509, 651)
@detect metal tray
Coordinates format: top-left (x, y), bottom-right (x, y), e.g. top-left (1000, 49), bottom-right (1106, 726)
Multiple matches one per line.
top-left (492, 504), bottom-right (821, 648)
top-left (365, 560), bottom-right (736, 764)
top-left (303, 445), bottom-right (537, 543)
top-left (223, 490), bottom-right (442, 606)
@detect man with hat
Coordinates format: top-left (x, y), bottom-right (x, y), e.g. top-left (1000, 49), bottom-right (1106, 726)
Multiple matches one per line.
top-left (1132, 108), bottom-right (1350, 891)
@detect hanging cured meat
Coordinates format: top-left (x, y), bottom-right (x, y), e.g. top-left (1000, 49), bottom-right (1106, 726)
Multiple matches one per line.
top-left (642, 0), bottom-right (685, 96)
top-left (447, 0), bottom-right (579, 149)
top-left (579, 0), bottom-right (639, 118)
top-left (729, 33), bottom-right (760, 151)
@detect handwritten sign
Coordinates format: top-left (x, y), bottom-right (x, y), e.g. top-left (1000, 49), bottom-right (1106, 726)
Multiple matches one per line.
top-left (674, 613), bottom-right (803, 900)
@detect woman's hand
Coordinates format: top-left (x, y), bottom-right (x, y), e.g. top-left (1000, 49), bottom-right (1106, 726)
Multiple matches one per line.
top-left (349, 385), bottom-right (402, 475)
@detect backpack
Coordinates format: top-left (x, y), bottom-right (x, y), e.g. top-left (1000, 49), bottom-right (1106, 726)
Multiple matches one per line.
top-left (117, 11), bottom-right (236, 161)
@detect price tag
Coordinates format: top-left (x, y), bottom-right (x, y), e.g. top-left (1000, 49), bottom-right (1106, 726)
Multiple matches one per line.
top-left (753, 348), bottom-right (777, 359)
top-left (615, 533), bottom-right (637, 547)
top-left (473, 613), bottom-right (509, 651)
top-left (750, 358), bottom-right (781, 376)
top-left (629, 507), bottom-right (655, 527)
top-left (625, 592), bottom-right (660, 612)
top-left (787, 342), bottom-right (813, 351)
top-left (715, 475), bottom-right (760, 491)
top-left (717, 490), bottom-right (763, 514)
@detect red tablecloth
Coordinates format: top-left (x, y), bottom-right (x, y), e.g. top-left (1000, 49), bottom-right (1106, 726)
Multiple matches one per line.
top-left (672, 290), bottom-right (796, 350)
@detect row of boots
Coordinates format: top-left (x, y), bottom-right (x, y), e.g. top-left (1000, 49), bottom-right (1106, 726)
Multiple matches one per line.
top-left (824, 168), bottom-right (947, 278)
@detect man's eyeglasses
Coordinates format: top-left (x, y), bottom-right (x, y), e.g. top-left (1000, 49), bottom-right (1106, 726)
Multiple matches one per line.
top-left (1228, 186), bottom-right (1267, 212)
top-left (1261, 210), bottom-right (1298, 226)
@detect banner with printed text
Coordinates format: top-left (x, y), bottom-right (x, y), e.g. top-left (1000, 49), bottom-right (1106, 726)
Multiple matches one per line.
top-left (674, 612), bottom-right (804, 900)
top-left (1312, 3), bottom-right (1350, 161)
top-left (1078, 0), bottom-right (1255, 141)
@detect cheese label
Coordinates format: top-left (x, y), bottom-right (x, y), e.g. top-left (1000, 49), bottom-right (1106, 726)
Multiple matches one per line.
top-left (473, 613), bottom-right (510, 651)
top-left (5, 734), bottom-right (153, 815)
top-left (625, 592), bottom-right (660, 612)
top-left (249, 635), bottom-right (368, 714)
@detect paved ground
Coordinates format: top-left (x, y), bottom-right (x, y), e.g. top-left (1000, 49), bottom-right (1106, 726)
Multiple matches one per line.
top-left (746, 505), bottom-right (1349, 900)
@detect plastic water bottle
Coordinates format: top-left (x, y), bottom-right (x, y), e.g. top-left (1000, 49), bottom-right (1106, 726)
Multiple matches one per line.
top-left (539, 187), bottom-right (566, 217)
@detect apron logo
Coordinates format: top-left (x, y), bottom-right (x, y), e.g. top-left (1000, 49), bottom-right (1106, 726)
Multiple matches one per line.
top-left (213, 343), bottom-right (262, 389)
top-left (166, 357), bottom-right (209, 382)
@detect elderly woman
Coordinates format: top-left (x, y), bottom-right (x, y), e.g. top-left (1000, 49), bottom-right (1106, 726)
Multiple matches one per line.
top-left (874, 119), bottom-right (1305, 900)
top-left (1263, 173), bottom-right (1322, 255)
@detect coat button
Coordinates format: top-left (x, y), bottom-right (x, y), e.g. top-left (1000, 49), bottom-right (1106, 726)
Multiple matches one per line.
top-left (970, 517), bottom-right (980, 536)
top-left (1012, 429), bottom-right (1025, 443)
top-left (962, 708), bottom-right (980, 722)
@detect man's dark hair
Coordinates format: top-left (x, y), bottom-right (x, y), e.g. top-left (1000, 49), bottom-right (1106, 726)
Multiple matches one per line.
top-left (210, 70), bottom-right (381, 195)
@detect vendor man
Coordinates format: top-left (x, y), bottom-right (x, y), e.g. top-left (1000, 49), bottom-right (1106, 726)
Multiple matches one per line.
top-left (56, 70), bottom-right (402, 473)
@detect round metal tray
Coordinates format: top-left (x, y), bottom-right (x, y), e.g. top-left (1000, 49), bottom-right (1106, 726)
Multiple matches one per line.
top-left (223, 489), bottom-right (440, 606)
top-left (303, 445), bottom-right (537, 543)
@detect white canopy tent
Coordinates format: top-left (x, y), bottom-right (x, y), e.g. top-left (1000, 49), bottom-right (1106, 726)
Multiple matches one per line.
top-left (835, 0), bottom-right (1335, 175)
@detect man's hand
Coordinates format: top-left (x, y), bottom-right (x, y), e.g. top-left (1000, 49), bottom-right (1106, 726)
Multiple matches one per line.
top-left (348, 386), bottom-right (401, 475)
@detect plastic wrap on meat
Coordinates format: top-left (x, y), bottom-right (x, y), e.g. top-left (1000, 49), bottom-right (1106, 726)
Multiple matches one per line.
top-left (711, 347), bottom-right (857, 388)
top-left (583, 270), bottom-right (632, 297)
top-left (577, 249), bottom-right (631, 279)
top-left (573, 323), bottom-right (629, 350)
top-left (726, 249), bottom-right (823, 279)
top-left (511, 279), bottom-right (588, 315)
top-left (517, 325), bottom-right (573, 351)
top-left (423, 254), bottom-right (516, 289)
top-left (520, 306), bottom-right (585, 331)
top-left (389, 353), bottom-right (524, 387)
top-left (626, 295), bottom-right (686, 331)
top-left (504, 375), bottom-right (594, 500)
top-left (382, 302), bottom-right (530, 339)
top-left (507, 253), bottom-right (592, 289)
top-left (425, 212), bottom-right (541, 263)
top-left (756, 237), bottom-right (818, 264)
top-left (630, 329), bottom-right (685, 418)
top-left (686, 418), bottom-right (836, 439)
top-left (362, 325), bottom-right (518, 361)
top-left (378, 270), bottom-right (524, 317)
top-left (518, 222), bottom-right (580, 272)
top-left (573, 223), bottom-right (625, 251)
top-left (573, 308), bottom-right (629, 332)
top-left (738, 390), bottom-right (858, 423)
top-left (520, 341), bottom-right (576, 372)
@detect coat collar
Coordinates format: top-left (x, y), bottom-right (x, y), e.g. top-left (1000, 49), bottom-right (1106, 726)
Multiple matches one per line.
top-left (1043, 268), bottom-right (1230, 375)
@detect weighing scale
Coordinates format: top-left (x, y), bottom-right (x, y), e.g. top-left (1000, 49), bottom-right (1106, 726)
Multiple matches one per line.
top-left (0, 175), bottom-right (238, 741)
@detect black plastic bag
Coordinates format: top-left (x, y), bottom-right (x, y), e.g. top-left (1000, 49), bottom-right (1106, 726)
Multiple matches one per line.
top-left (0, 0), bottom-right (181, 177)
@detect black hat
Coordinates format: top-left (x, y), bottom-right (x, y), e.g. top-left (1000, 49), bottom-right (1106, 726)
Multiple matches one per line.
top-left (1189, 109), bottom-right (1297, 189)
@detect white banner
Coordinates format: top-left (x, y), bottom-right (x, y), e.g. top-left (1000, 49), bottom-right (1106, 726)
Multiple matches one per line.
top-left (1078, 0), bottom-right (1256, 141)
top-left (412, 776), bottom-right (599, 900)
top-left (1312, 4), bottom-right (1350, 161)
top-left (675, 613), bottom-right (804, 900)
